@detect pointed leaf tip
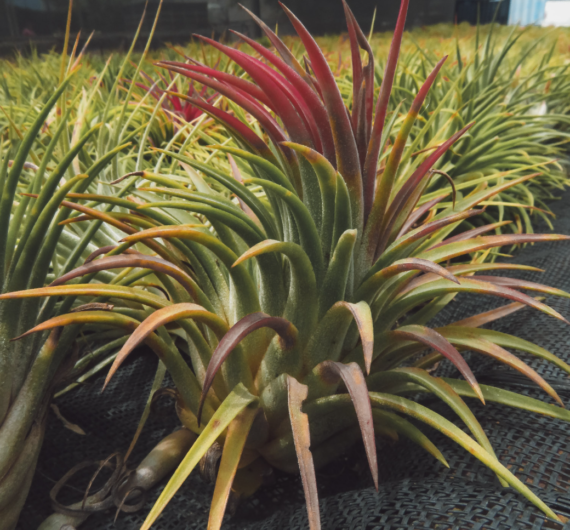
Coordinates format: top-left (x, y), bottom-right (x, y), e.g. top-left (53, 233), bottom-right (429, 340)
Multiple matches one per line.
top-left (287, 375), bottom-right (321, 530)
top-left (391, 325), bottom-right (484, 404)
top-left (198, 313), bottom-right (298, 425)
top-left (337, 302), bottom-right (374, 374)
top-left (322, 362), bottom-right (378, 489)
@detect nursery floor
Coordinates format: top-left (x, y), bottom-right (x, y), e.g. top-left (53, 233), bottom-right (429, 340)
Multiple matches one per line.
top-left (18, 189), bottom-right (570, 530)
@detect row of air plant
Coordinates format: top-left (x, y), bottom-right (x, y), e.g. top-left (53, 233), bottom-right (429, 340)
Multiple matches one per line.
top-left (2, 2), bottom-right (570, 530)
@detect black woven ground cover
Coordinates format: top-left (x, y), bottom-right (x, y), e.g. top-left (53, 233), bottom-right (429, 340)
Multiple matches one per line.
top-left (18, 191), bottom-right (570, 530)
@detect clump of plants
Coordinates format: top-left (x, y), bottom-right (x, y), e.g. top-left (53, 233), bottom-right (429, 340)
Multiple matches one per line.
top-left (4, 2), bottom-right (570, 530)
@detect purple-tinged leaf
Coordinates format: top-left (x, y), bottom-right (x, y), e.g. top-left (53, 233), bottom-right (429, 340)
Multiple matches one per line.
top-left (287, 375), bottom-right (321, 530)
top-left (57, 200), bottom-right (179, 265)
top-left (192, 36), bottom-right (315, 148)
top-left (162, 94), bottom-right (275, 160)
top-left (401, 263), bottom-right (543, 296)
top-left (230, 24), bottom-right (336, 164)
top-left (84, 245), bottom-right (142, 264)
top-left (422, 234), bottom-right (570, 264)
top-left (50, 254), bottom-right (208, 307)
top-left (158, 61), bottom-right (275, 110)
top-left (159, 67), bottom-right (287, 143)
top-left (343, 0), bottom-right (374, 162)
top-left (388, 324), bottom-right (484, 403)
top-left (357, 257), bottom-right (460, 302)
top-left (105, 303), bottom-right (228, 391)
top-left (366, 56), bottom-right (448, 259)
top-left (395, 276), bottom-right (569, 325)
top-left (320, 361), bottom-right (378, 489)
top-left (362, 0), bottom-right (409, 218)
top-left (471, 276), bottom-right (570, 300)
top-left (337, 301), bottom-right (374, 374)
top-left (11, 311), bottom-right (139, 342)
top-left (396, 194), bottom-right (448, 238)
top-left (373, 123), bottom-right (474, 260)
top-left (441, 328), bottom-right (564, 407)
top-left (239, 4), bottom-right (320, 95)
top-left (450, 300), bottom-right (534, 328)
top-left (429, 221), bottom-right (513, 250)
top-left (198, 313), bottom-right (298, 424)
top-left (280, 2), bottom-right (362, 224)
top-left (369, 209), bottom-right (483, 279)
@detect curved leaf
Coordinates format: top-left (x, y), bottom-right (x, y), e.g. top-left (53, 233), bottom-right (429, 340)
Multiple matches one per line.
top-left (320, 362), bottom-right (378, 489)
top-left (439, 327), bottom-right (563, 406)
top-left (199, 313), bottom-right (298, 424)
top-left (438, 326), bottom-right (570, 377)
top-left (318, 229), bottom-right (357, 319)
top-left (243, 177), bottom-right (324, 284)
top-left (105, 303), bottom-right (230, 390)
top-left (368, 367), bottom-right (503, 480)
top-left (356, 257), bottom-right (459, 302)
top-left (282, 142), bottom-right (338, 257)
top-left (450, 300), bottom-right (535, 328)
top-left (0, 283), bottom-right (169, 309)
top-left (234, 240), bottom-right (317, 346)
top-left (371, 408), bottom-right (448, 467)
top-left (443, 379), bottom-right (570, 422)
top-left (368, 393), bottom-right (560, 522)
top-left (362, 0), bottom-right (409, 217)
top-left (383, 325), bottom-right (484, 403)
top-left (50, 254), bottom-right (212, 310)
top-left (122, 225), bottom-right (260, 318)
top-left (390, 277), bottom-right (569, 326)
top-left (472, 276), bottom-right (570, 300)
top-left (420, 234), bottom-right (570, 265)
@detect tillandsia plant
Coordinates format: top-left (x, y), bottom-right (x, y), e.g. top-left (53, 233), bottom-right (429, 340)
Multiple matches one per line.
top-left (7, 1), bottom-right (570, 529)
top-left (125, 69), bottom-right (219, 139)
top-left (330, 16), bottom-right (570, 236)
top-left (383, 20), bottom-right (570, 236)
top-left (0, 71), bottom-right (134, 530)
top-left (0, 4), bottom-right (202, 528)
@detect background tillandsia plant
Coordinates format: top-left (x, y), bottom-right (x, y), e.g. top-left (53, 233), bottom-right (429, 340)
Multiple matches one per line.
top-left (0, 4), bottom-right (210, 528)
top-left (328, 18), bottom-right (570, 239)
top-left (380, 22), bottom-right (570, 238)
top-left (0, 63), bottom-right (132, 530)
top-left (7, 2), bottom-right (570, 529)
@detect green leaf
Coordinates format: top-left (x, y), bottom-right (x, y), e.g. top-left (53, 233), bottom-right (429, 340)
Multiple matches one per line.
top-left (369, 392), bottom-right (560, 522)
top-left (122, 225), bottom-right (260, 320)
top-left (371, 408), bottom-right (448, 467)
top-left (208, 406), bottom-right (258, 530)
top-left (244, 177), bottom-right (324, 285)
top-left (141, 384), bottom-right (258, 530)
top-left (318, 229), bottom-right (357, 319)
top-left (368, 367), bottom-right (504, 482)
top-left (305, 301), bottom-right (372, 373)
top-left (199, 312), bottom-right (297, 423)
top-left (442, 379), bottom-right (570, 422)
top-left (282, 142), bottom-right (337, 259)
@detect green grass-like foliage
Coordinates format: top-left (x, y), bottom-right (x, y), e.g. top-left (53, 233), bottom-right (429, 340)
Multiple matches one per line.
top-left (5, 2), bottom-right (570, 529)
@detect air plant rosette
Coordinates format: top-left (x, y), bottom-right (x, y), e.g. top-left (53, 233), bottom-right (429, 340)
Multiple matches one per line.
top-left (6, 1), bottom-right (570, 530)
